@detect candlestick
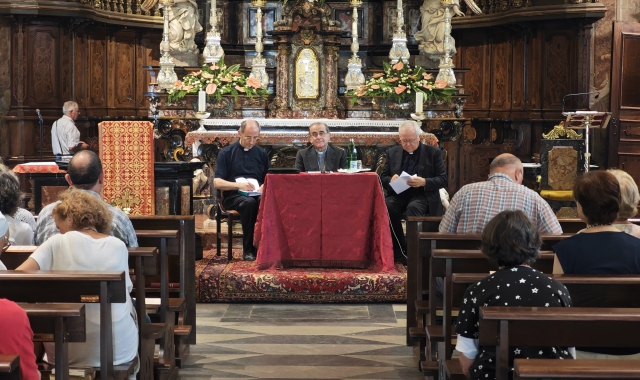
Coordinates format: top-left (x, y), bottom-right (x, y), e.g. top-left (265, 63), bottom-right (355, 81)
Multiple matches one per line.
top-left (198, 91), bottom-right (206, 112)
top-left (416, 92), bottom-right (424, 115)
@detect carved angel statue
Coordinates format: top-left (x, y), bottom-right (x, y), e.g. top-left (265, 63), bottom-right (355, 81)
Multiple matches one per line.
top-left (143, 0), bottom-right (203, 55)
top-left (413, 0), bottom-right (481, 60)
top-left (193, 167), bottom-right (210, 196)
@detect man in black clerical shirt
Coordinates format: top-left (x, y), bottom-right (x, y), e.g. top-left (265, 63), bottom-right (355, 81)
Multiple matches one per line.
top-left (295, 122), bottom-right (347, 172)
top-left (381, 121), bottom-right (448, 264)
top-left (214, 119), bottom-right (270, 261)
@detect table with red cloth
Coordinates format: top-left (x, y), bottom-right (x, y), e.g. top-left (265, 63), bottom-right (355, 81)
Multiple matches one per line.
top-left (254, 172), bottom-right (395, 271)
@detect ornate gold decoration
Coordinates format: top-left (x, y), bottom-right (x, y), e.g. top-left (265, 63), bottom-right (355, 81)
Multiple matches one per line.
top-left (111, 188), bottom-right (143, 209)
top-left (542, 121), bottom-right (583, 139)
top-left (295, 48), bottom-right (319, 99)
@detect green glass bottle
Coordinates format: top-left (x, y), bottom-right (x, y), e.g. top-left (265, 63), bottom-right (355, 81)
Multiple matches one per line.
top-left (347, 138), bottom-right (355, 169)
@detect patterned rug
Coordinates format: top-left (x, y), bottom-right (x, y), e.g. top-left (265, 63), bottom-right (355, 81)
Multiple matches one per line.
top-left (196, 249), bottom-right (407, 303)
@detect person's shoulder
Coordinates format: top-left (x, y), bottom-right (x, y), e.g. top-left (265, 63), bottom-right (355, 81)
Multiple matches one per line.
top-left (38, 201), bottom-right (59, 218)
top-left (0, 298), bottom-right (26, 315)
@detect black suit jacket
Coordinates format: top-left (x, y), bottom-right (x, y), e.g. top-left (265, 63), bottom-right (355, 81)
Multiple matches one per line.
top-left (295, 145), bottom-right (347, 172)
top-left (380, 143), bottom-right (448, 216)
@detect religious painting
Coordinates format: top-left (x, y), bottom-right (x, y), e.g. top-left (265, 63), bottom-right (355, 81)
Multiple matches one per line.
top-left (295, 48), bottom-right (319, 99)
top-left (334, 9), bottom-right (363, 37)
top-left (249, 9), bottom-right (275, 39)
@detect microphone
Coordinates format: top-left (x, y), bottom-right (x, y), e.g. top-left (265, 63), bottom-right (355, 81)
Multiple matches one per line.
top-left (562, 92), bottom-right (599, 114)
top-left (36, 108), bottom-right (43, 122)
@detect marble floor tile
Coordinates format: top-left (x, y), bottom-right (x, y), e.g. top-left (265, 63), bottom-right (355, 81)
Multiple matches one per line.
top-left (181, 303), bottom-right (423, 380)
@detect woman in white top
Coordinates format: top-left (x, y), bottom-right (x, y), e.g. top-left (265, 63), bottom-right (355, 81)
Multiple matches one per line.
top-left (0, 172), bottom-right (33, 245)
top-left (18, 189), bottom-right (138, 376)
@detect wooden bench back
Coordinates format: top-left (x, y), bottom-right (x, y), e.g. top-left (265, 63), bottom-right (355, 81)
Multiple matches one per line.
top-left (479, 306), bottom-right (640, 380)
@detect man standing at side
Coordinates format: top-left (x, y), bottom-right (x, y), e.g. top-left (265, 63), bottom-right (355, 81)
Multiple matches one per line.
top-left (34, 150), bottom-right (138, 247)
top-left (439, 153), bottom-right (562, 234)
top-left (295, 122), bottom-right (347, 172)
top-left (51, 101), bottom-right (89, 158)
top-left (214, 120), bottom-right (270, 261)
top-left (382, 120), bottom-right (448, 263)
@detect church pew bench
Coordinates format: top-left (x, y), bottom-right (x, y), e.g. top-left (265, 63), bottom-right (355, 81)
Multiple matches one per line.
top-left (407, 230), bottom-right (570, 365)
top-left (514, 358), bottom-right (640, 379)
top-left (129, 215), bottom-right (196, 346)
top-left (0, 271), bottom-right (134, 380)
top-left (481, 306), bottom-right (640, 380)
top-left (0, 355), bottom-right (20, 380)
top-left (421, 249), bottom-right (555, 373)
top-left (19, 302), bottom-right (85, 380)
top-left (441, 274), bottom-right (640, 380)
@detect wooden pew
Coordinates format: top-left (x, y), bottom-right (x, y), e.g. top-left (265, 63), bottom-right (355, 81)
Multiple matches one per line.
top-left (0, 355), bottom-right (20, 380)
top-left (0, 271), bottom-right (133, 380)
top-left (480, 307), bottom-right (640, 380)
top-left (514, 358), bottom-right (640, 380)
top-left (422, 250), bottom-right (555, 372)
top-left (129, 215), bottom-right (196, 346)
top-left (441, 274), bottom-right (640, 380)
top-left (19, 303), bottom-right (86, 380)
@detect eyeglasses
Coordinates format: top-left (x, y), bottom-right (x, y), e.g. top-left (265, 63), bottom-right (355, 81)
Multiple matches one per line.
top-left (242, 136), bottom-right (260, 142)
top-left (400, 138), bottom-right (418, 144)
top-left (310, 131), bottom-right (327, 138)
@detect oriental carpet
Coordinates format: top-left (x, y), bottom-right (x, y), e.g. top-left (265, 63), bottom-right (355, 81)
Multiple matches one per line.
top-left (196, 249), bottom-right (407, 303)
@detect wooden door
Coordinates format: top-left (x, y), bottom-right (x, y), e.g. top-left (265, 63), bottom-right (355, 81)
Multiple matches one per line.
top-left (609, 21), bottom-right (640, 180)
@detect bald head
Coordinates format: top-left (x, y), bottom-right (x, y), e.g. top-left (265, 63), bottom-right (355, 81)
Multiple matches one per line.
top-left (489, 154), bottom-right (524, 184)
top-left (66, 151), bottom-right (104, 191)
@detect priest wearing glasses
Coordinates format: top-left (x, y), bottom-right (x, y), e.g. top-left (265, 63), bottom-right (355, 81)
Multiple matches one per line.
top-left (295, 122), bottom-right (347, 172)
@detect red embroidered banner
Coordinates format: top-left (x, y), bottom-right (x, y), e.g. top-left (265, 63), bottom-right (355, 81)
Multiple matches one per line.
top-left (99, 121), bottom-right (155, 215)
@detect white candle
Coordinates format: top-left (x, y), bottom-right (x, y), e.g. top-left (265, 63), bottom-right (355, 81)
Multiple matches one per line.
top-left (198, 90), bottom-right (206, 112)
top-left (416, 92), bottom-right (423, 114)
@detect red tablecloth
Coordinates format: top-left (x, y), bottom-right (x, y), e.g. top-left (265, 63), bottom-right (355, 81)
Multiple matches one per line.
top-left (12, 163), bottom-right (65, 174)
top-left (254, 172), bottom-right (395, 271)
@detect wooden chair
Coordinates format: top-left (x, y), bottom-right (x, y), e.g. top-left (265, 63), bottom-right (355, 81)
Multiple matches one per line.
top-left (215, 189), bottom-right (241, 261)
top-left (0, 355), bottom-right (20, 380)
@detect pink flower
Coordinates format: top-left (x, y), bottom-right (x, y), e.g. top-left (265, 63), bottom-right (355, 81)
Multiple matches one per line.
top-left (247, 77), bottom-right (262, 89)
top-left (392, 61), bottom-right (404, 71)
top-left (425, 84), bottom-right (434, 90)
top-left (220, 77), bottom-right (232, 83)
top-left (372, 73), bottom-right (384, 79)
top-left (387, 77), bottom-right (399, 83)
top-left (210, 64), bottom-right (219, 70)
top-left (434, 79), bottom-right (447, 89)
top-left (182, 85), bottom-right (193, 91)
top-left (408, 75), bottom-right (417, 80)
top-left (205, 83), bottom-right (217, 95)
top-left (235, 85), bottom-right (245, 93)
top-left (202, 72), bottom-right (214, 79)
top-left (371, 84), bottom-right (380, 89)
top-left (191, 70), bottom-right (202, 76)
top-left (422, 72), bottom-right (434, 80)
top-left (394, 85), bottom-right (407, 95)
top-left (231, 71), bottom-right (242, 76)
top-left (173, 80), bottom-right (182, 88)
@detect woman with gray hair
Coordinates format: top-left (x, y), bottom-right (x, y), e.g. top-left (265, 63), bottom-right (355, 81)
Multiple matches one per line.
top-left (608, 169), bottom-right (640, 239)
top-left (0, 172), bottom-right (33, 245)
top-left (0, 163), bottom-right (36, 232)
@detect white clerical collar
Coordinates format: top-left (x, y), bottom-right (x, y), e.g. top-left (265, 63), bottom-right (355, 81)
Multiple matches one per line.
top-left (316, 149), bottom-right (326, 155)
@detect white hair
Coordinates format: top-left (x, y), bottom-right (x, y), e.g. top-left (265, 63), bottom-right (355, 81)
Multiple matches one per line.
top-left (398, 120), bottom-right (422, 137)
top-left (63, 101), bottom-right (78, 115)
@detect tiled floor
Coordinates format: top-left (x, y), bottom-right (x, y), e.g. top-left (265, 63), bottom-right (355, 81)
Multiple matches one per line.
top-left (181, 303), bottom-right (425, 379)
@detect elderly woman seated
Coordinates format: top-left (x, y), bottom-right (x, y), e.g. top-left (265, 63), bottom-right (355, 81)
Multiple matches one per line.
top-left (0, 163), bottom-right (36, 232)
top-left (608, 169), bottom-right (640, 239)
top-left (456, 210), bottom-right (573, 379)
top-left (0, 172), bottom-right (33, 245)
top-left (17, 188), bottom-right (138, 377)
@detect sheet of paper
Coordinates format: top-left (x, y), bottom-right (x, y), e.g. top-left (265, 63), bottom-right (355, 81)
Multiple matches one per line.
top-left (236, 177), bottom-right (262, 196)
top-left (389, 171), bottom-right (416, 194)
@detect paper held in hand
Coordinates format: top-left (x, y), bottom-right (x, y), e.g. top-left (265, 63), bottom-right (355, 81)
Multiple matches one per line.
top-left (389, 171), bottom-right (416, 194)
top-left (236, 177), bottom-right (262, 196)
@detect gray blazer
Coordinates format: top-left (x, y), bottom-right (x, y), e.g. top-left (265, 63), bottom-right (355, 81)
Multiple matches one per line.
top-left (295, 145), bottom-right (347, 172)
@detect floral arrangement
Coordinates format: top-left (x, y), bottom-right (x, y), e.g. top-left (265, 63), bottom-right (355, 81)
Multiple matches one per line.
top-left (167, 59), bottom-right (270, 103)
top-left (346, 60), bottom-right (457, 105)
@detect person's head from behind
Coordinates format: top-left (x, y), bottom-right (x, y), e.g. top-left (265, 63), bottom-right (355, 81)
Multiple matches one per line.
top-left (0, 172), bottom-right (22, 217)
top-left (608, 169), bottom-right (639, 221)
top-left (66, 151), bottom-right (103, 191)
top-left (52, 188), bottom-right (112, 235)
top-left (238, 119), bottom-right (261, 150)
top-left (308, 122), bottom-right (331, 152)
top-left (398, 120), bottom-right (422, 154)
top-left (481, 210), bottom-right (541, 267)
top-left (489, 154), bottom-right (524, 184)
top-left (574, 171), bottom-right (620, 226)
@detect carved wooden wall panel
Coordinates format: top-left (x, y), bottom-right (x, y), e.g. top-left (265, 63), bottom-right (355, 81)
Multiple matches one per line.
top-left (459, 142), bottom-right (513, 187)
top-left (110, 30), bottom-right (136, 109)
top-left (458, 31), bottom-right (490, 112)
top-left (618, 155), bottom-right (640, 182)
top-left (511, 34), bottom-right (525, 111)
top-left (138, 34), bottom-right (161, 106)
top-left (542, 31), bottom-right (573, 109)
top-left (59, 31), bottom-right (72, 102)
top-left (525, 27), bottom-right (542, 111)
top-left (88, 33), bottom-right (108, 107)
top-left (28, 26), bottom-right (59, 106)
top-left (73, 31), bottom-right (87, 107)
top-left (490, 37), bottom-right (512, 111)
top-left (620, 34), bottom-right (640, 109)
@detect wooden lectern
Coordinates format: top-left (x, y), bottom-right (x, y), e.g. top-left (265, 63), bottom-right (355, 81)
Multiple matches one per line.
top-left (563, 111), bottom-right (611, 172)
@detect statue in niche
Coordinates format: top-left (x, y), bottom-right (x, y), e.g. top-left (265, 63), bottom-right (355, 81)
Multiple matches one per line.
top-left (146, 0), bottom-right (203, 55)
top-left (414, 0), bottom-right (481, 60)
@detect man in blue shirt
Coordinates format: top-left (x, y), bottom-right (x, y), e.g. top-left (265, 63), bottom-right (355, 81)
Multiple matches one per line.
top-left (213, 120), bottom-right (270, 261)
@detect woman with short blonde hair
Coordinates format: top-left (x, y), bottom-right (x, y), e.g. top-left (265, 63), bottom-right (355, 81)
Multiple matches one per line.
top-left (608, 169), bottom-right (640, 239)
